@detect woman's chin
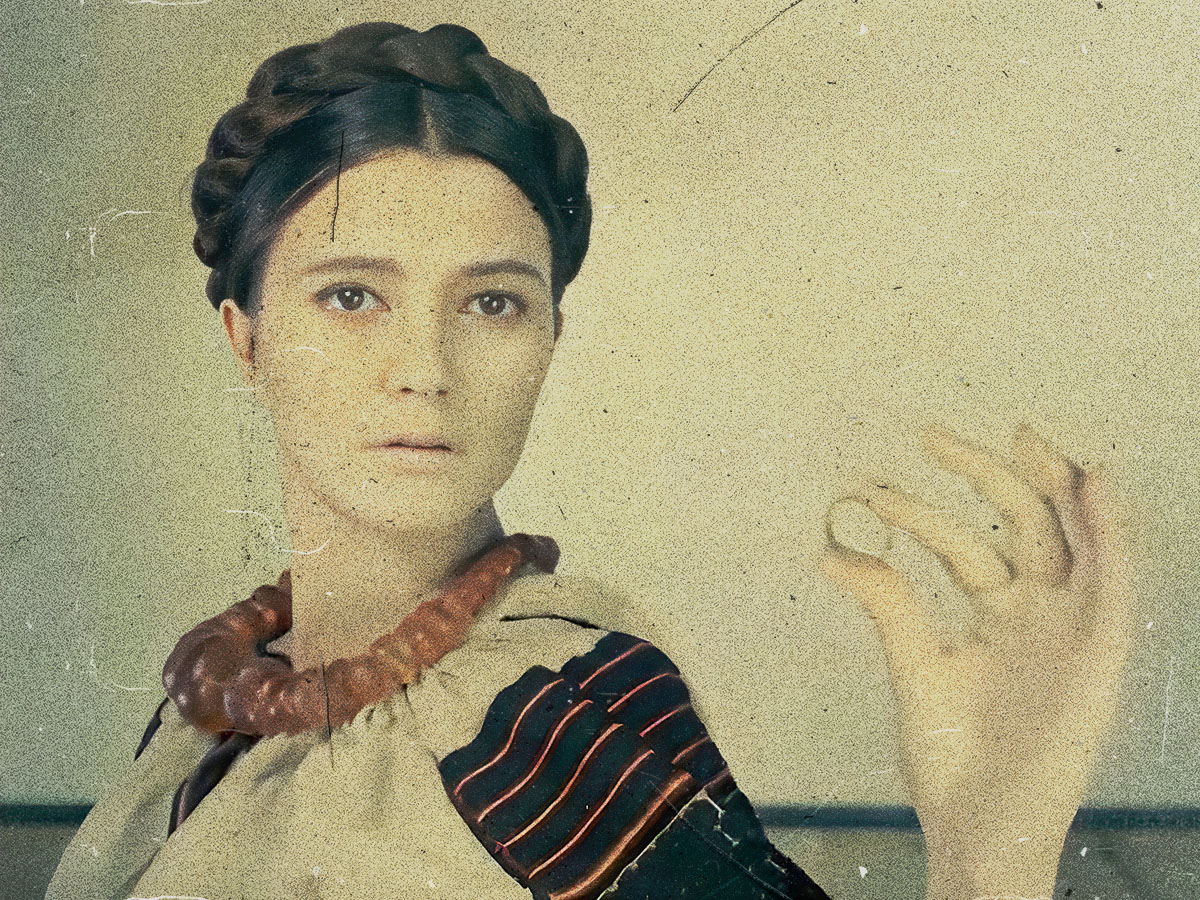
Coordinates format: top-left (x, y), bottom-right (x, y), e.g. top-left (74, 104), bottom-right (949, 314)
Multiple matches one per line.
top-left (331, 483), bottom-right (495, 532)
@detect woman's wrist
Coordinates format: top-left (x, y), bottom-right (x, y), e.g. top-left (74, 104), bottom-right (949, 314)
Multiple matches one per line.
top-left (922, 829), bottom-right (1064, 900)
top-left (924, 869), bottom-right (1057, 900)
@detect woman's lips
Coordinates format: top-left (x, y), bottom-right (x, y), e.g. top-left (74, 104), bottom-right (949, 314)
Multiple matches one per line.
top-left (365, 433), bottom-right (457, 473)
top-left (372, 433), bottom-right (452, 450)
top-left (367, 443), bottom-right (456, 471)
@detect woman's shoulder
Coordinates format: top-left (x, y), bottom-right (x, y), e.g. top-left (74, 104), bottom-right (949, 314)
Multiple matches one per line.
top-left (434, 579), bottom-right (832, 900)
top-left (480, 568), bottom-right (695, 725)
top-left (410, 571), bottom-right (668, 757)
top-left (488, 568), bottom-right (668, 645)
top-left (44, 695), bottom-right (221, 900)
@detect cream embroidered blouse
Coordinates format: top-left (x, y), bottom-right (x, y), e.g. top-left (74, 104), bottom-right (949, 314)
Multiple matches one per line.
top-left (46, 571), bottom-right (637, 900)
top-left (45, 569), bottom-right (829, 900)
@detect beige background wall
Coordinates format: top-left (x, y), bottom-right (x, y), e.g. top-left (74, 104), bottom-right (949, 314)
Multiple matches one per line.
top-left (4, 0), bottom-right (1198, 812)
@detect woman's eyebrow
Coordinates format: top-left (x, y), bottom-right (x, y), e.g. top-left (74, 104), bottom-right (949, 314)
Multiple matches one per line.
top-left (459, 258), bottom-right (548, 290)
top-left (300, 255), bottom-right (402, 276)
top-left (299, 255), bottom-right (548, 289)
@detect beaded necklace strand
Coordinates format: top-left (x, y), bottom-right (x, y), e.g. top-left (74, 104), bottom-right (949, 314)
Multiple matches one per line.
top-left (162, 532), bottom-right (559, 738)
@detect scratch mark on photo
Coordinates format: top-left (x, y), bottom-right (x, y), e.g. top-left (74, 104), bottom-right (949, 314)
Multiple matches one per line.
top-left (673, 0), bottom-right (806, 113)
top-left (1161, 654), bottom-right (1176, 762)
top-left (223, 508), bottom-right (330, 555)
top-left (88, 643), bottom-right (153, 693)
top-left (88, 209), bottom-right (155, 257)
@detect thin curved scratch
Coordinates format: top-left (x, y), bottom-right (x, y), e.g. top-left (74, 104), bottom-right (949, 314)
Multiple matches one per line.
top-left (673, 0), bottom-right (807, 112)
top-left (282, 539), bottom-right (330, 556)
top-left (88, 209), bottom-right (155, 257)
top-left (88, 643), bottom-right (154, 693)
top-left (284, 346), bottom-right (329, 360)
top-left (223, 508), bottom-right (330, 555)
top-left (1161, 655), bottom-right (1176, 762)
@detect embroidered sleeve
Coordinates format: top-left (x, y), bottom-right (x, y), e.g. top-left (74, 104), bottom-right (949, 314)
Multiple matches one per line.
top-left (437, 630), bottom-right (832, 900)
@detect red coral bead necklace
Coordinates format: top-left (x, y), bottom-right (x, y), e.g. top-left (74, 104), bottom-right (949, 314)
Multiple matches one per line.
top-left (162, 532), bottom-right (559, 738)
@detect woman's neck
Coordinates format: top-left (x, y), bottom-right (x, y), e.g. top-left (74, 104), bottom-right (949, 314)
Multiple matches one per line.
top-left (266, 482), bottom-right (507, 671)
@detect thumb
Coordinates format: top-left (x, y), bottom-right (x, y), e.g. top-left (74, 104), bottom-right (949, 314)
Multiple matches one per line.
top-left (818, 545), bottom-right (943, 683)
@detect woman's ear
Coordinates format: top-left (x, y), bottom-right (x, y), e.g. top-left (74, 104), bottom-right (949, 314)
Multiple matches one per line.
top-left (219, 298), bottom-right (257, 386)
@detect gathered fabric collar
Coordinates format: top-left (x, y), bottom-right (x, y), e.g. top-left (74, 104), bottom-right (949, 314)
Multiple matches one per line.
top-left (160, 532), bottom-right (560, 739)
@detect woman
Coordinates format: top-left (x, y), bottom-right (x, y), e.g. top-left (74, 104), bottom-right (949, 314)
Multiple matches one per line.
top-left (46, 21), bottom-right (1136, 900)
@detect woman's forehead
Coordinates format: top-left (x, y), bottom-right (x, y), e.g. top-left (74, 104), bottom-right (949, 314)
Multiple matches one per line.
top-left (265, 149), bottom-right (553, 278)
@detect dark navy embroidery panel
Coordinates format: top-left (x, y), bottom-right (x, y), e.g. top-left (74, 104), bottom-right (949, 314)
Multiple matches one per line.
top-left (596, 785), bottom-right (831, 899)
top-left (438, 630), bottom-right (831, 900)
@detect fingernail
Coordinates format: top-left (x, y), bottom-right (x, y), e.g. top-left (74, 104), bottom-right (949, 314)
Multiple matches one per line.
top-left (920, 423), bottom-right (953, 450)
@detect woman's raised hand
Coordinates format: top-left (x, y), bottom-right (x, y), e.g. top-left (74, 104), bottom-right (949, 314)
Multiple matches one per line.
top-left (817, 422), bottom-right (1138, 900)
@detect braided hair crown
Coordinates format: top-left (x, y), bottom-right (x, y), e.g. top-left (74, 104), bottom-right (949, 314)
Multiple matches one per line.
top-left (191, 22), bottom-right (592, 312)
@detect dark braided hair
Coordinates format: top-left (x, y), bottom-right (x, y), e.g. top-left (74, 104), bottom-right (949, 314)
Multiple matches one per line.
top-left (190, 22), bottom-right (592, 315)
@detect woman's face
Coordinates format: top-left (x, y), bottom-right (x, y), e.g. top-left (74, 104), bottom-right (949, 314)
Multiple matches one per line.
top-left (220, 148), bottom-right (560, 530)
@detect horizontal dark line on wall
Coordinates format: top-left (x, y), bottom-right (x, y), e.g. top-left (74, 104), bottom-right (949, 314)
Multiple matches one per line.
top-left (5, 803), bottom-right (1200, 830)
top-left (1, 805), bottom-right (94, 826)
top-left (757, 805), bottom-right (1200, 830)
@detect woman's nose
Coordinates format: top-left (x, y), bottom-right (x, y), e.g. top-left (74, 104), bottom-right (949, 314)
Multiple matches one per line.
top-left (379, 302), bottom-right (452, 397)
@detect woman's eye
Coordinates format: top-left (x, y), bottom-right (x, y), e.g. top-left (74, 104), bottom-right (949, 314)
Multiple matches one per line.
top-left (317, 285), bottom-right (381, 313)
top-left (469, 292), bottom-right (525, 319)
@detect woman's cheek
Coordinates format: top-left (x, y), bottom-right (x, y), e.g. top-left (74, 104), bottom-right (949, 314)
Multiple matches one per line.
top-left (260, 359), bottom-right (356, 453)
top-left (482, 367), bottom-right (545, 442)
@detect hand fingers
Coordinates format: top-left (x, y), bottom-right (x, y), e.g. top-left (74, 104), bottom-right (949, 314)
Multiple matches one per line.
top-left (818, 542), bottom-right (947, 683)
top-left (1010, 422), bottom-right (1085, 498)
top-left (921, 423), bottom-right (1072, 582)
top-left (1012, 422), bottom-right (1092, 586)
top-left (849, 482), bottom-right (1014, 597)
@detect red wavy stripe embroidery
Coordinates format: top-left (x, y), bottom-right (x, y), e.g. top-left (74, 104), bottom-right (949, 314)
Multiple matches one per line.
top-left (453, 677), bottom-right (565, 797)
top-left (671, 733), bottom-right (711, 766)
top-left (478, 698), bottom-right (595, 823)
top-left (607, 671), bottom-right (680, 713)
top-left (638, 701), bottom-right (689, 737)
top-left (527, 748), bottom-right (656, 880)
top-left (500, 721), bottom-right (624, 849)
top-left (547, 768), bottom-right (698, 900)
top-left (578, 641), bottom-right (649, 690)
